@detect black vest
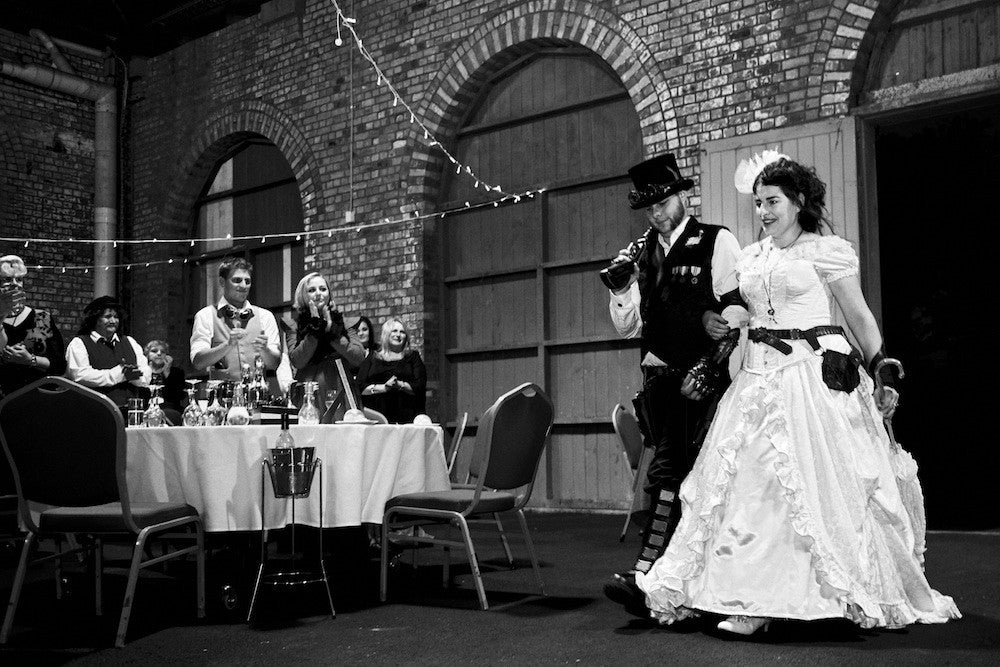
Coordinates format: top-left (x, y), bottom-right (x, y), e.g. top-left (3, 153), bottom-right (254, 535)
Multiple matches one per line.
top-left (637, 218), bottom-right (723, 370)
top-left (80, 334), bottom-right (140, 407)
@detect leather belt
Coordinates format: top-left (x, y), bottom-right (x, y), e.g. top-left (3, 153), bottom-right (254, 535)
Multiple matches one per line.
top-left (748, 325), bottom-right (845, 355)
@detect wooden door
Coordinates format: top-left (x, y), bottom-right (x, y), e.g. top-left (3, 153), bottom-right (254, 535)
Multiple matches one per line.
top-left (439, 49), bottom-right (645, 509)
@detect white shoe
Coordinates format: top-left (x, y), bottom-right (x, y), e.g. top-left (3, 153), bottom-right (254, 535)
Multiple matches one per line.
top-left (717, 615), bottom-right (771, 635)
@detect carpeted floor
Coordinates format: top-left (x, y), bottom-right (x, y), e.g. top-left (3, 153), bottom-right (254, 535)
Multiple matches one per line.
top-left (0, 513), bottom-right (997, 665)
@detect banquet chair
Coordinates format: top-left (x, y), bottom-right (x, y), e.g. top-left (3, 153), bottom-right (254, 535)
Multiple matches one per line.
top-left (380, 382), bottom-right (553, 610)
top-left (0, 377), bottom-right (205, 648)
top-left (612, 403), bottom-right (651, 541)
top-left (445, 412), bottom-right (469, 479)
top-left (0, 447), bottom-right (19, 557)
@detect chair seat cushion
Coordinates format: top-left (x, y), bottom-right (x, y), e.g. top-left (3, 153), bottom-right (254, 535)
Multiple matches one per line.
top-left (38, 502), bottom-right (199, 533)
top-left (386, 489), bottom-right (517, 514)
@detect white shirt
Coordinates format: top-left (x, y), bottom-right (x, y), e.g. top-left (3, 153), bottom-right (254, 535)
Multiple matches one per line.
top-left (608, 218), bottom-right (747, 370)
top-left (65, 331), bottom-right (152, 388)
top-left (189, 298), bottom-right (281, 363)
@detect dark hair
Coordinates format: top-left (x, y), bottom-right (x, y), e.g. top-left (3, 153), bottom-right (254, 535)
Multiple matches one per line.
top-left (350, 315), bottom-right (377, 351)
top-left (754, 158), bottom-right (829, 233)
top-left (78, 305), bottom-right (125, 336)
top-left (219, 257), bottom-right (253, 281)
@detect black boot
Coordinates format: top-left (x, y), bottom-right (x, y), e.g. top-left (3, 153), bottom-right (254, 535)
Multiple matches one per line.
top-left (604, 487), bottom-right (681, 618)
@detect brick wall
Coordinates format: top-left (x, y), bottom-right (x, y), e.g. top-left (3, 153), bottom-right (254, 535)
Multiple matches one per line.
top-left (3, 0), bottom-right (887, 410)
top-left (0, 29), bottom-right (110, 338)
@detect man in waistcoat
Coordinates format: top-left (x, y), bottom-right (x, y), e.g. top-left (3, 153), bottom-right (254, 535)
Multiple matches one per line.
top-left (603, 153), bottom-right (743, 618)
top-left (65, 295), bottom-right (151, 409)
top-left (190, 257), bottom-right (281, 394)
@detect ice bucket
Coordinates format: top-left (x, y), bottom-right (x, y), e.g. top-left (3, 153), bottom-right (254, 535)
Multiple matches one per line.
top-left (267, 446), bottom-right (316, 498)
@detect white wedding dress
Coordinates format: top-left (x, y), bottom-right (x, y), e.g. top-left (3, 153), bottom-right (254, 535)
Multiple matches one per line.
top-left (636, 235), bottom-right (960, 627)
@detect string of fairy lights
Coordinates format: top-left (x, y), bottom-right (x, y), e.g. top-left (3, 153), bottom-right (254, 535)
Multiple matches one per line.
top-left (2, 0), bottom-right (546, 272)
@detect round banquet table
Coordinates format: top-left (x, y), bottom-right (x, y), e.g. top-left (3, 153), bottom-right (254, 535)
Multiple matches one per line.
top-left (126, 424), bottom-right (449, 532)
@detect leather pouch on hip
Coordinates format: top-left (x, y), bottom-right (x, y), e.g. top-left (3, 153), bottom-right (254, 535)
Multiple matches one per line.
top-left (821, 349), bottom-right (861, 393)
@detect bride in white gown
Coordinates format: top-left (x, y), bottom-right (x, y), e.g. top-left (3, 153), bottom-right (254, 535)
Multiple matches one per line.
top-left (636, 154), bottom-right (960, 635)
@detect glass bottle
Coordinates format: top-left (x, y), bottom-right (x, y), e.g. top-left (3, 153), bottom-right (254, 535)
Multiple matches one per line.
top-left (297, 380), bottom-right (320, 426)
top-left (276, 411), bottom-right (294, 449)
top-left (247, 354), bottom-right (268, 424)
top-left (181, 387), bottom-right (204, 426)
top-left (144, 386), bottom-right (166, 427)
top-left (226, 383), bottom-right (251, 426)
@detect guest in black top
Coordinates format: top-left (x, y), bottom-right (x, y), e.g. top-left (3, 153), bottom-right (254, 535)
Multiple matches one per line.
top-left (0, 255), bottom-right (65, 398)
top-left (144, 339), bottom-right (187, 425)
top-left (287, 272), bottom-right (365, 422)
top-left (357, 318), bottom-right (427, 423)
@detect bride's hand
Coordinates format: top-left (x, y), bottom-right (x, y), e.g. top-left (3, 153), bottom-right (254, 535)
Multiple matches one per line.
top-left (874, 386), bottom-right (899, 419)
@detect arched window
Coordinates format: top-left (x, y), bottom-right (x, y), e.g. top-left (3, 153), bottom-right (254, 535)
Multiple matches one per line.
top-left (188, 138), bottom-right (304, 331)
top-left (437, 47), bottom-right (645, 510)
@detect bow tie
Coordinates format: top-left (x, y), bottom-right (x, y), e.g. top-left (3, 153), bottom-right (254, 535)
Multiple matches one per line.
top-left (218, 305), bottom-right (254, 324)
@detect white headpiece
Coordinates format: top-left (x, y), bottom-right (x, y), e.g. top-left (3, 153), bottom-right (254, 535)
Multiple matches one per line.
top-left (0, 255), bottom-right (27, 279)
top-left (733, 149), bottom-right (790, 194)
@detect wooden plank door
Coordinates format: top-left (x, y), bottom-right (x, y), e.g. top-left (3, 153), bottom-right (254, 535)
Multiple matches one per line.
top-left (439, 49), bottom-right (646, 509)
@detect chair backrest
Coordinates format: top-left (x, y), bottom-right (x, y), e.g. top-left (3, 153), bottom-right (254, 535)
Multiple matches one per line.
top-left (0, 377), bottom-right (125, 530)
top-left (468, 383), bottom-right (553, 493)
top-left (445, 411), bottom-right (469, 477)
top-left (612, 403), bottom-right (644, 470)
top-left (363, 407), bottom-right (389, 424)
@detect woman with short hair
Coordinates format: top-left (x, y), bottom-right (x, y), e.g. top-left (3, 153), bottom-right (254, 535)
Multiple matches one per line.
top-left (66, 296), bottom-right (150, 410)
top-left (0, 255), bottom-right (65, 398)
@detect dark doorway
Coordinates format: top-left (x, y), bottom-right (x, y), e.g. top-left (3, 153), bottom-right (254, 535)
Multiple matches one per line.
top-left (875, 100), bottom-right (1000, 529)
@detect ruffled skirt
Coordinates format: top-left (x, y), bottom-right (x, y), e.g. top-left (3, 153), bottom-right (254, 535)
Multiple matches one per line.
top-left (636, 353), bottom-right (960, 627)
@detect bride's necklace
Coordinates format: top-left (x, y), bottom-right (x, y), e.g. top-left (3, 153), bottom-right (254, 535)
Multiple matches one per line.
top-left (761, 229), bottom-right (805, 320)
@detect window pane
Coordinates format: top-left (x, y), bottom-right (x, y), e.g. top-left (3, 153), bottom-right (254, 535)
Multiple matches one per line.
top-left (194, 257), bottom-right (224, 307)
top-left (234, 144), bottom-right (295, 191)
top-left (199, 198), bottom-right (233, 253)
top-left (233, 182), bottom-right (302, 238)
top-left (207, 159), bottom-right (233, 195)
top-left (250, 245), bottom-right (288, 309)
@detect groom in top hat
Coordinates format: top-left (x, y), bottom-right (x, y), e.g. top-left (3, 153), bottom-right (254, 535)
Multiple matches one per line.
top-left (603, 152), bottom-right (743, 617)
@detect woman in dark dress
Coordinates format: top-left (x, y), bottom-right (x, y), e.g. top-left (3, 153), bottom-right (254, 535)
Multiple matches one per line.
top-left (357, 318), bottom-right (426, 423)
top-left (0, 255), bottom-right (65, 398)
top-left (287, 272), bottom-right (365, 421)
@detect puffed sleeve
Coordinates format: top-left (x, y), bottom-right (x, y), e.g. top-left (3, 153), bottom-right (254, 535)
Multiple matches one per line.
top-left (812, 236), bottom-right (859, 284)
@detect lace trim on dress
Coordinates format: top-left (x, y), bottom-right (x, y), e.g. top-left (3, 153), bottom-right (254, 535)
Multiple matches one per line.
top-left (641, 373), bottom-right (960, 627)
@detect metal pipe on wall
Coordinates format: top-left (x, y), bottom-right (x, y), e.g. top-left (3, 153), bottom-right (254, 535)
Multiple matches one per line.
top-left (29, 29), bottom-right (75, 74)
top-left (0, 57), bottom-right (118, 297)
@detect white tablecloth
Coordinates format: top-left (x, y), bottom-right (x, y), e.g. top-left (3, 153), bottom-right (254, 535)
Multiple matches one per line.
top-left (126, 424), bottom-right (449, 532)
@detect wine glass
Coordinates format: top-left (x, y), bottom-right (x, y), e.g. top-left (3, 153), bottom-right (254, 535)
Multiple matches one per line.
top-left (182, 380), bottom-right (204, 426)
top-left (203, 380), bottom-right (226, 426)
top-left (144, 386), bottom-right (166, 427)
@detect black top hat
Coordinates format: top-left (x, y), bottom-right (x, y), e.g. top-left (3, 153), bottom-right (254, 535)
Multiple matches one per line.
top-left (627, 153), bottom-right (694, 210)
top-left (84, 295), bottom-right (125, 316)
